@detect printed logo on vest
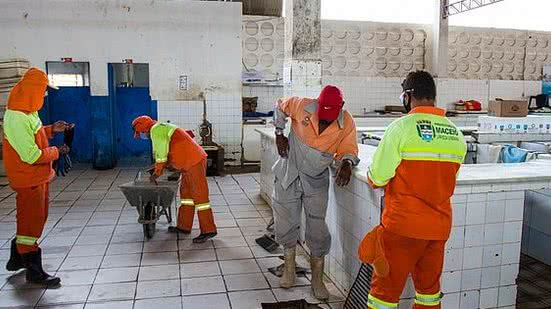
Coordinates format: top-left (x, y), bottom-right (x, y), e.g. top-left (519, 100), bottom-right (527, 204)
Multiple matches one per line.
top-left (416, 120), bottom-right (434, 142)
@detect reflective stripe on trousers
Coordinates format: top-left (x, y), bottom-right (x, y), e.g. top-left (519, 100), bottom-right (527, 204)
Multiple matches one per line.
top-left (16, 235), bottom-right (39, 246)
top-left (367, 294), bottom-right (398, 309)
top-left (415, 292), bottom-right (443, 306)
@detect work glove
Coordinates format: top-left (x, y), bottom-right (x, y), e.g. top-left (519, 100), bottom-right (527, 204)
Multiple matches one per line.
top-left (54, 145), bottom-right (71, 176)
top-left (276, 134), bottom-right (289, 158)
top-left (335, 159), bottom-right (352, 186)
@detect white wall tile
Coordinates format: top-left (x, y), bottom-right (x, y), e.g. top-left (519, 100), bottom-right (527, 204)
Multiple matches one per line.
top-left (499, 264), bottom-right (519, 286)
top-left (502, 243), bottom-right (521, 265)
top-left (498, 285), bottom-right (517, 307)
top-left (452, 203), bottom-right (466, 226)
top-left (461, 268), bottom-right (482, 290)
top-left (484, 223), bottom-right (504, 246)
top-left (447, 226), bottom-right (465, 249)
top-left (441, 271), bottom-right (462, 293)
top-left (504, 199), bottom-right (524, 222)
top-left (481, 266), bottom-right (501, 289)
top-left (503, 221), bottom-right (523, 243)
top-left (463, 247), bottom-right (483, 270)
top-left (485, 200), bottom-right (505, 224)
top-left (444, 248), bottom-right (464, 272)
top-left (465, 225), bottom-right (484, 247)
top-left (466, 202), bottom-right (486, 225)
top-left (460, 290), bottom-right (480, 309)
top-left (479, 288), bottom-right (499, 309)
top-left (483, 245), bottom-right (503, 267)
top-left (442, 292), bottom-right (460, 309)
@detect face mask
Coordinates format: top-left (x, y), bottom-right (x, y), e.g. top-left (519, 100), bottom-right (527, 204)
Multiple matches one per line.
top-left (400, 92), bottom-right (411, 113)
top-left (139, 132), bottom-right (149, 140)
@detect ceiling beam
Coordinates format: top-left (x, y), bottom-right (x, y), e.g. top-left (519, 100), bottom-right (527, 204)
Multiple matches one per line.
top-left (444, 0), bottom-right (504, 18)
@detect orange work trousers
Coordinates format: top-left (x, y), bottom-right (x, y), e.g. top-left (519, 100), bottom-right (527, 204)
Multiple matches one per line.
top-left (177, 159), bottom-right (217, 234)
top-left (368, 228), bottom-right (445, 309)
top-left (15, 184), bottom-right (49, 254)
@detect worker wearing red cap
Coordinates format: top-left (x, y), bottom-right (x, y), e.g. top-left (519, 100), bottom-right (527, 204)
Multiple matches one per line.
top-left (272, 85), bottom-right (359, 300)
top-left (132, 116), bottom-right (217, 243)
top-left (4, 68), bottom-right (73, 286)
top-left (359, 71), bottom-right (467, 309)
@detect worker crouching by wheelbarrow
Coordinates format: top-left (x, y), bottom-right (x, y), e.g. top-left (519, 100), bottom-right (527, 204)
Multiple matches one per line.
top-left (132, 115), bottom-right (217, 243)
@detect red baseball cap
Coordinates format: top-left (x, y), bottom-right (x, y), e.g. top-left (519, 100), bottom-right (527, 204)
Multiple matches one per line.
top-left (317, 85), bottom-right (343, 121)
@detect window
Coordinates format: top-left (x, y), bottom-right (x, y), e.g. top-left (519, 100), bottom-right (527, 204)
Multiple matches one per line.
top-left (46, 62), bottom-right (90, 87)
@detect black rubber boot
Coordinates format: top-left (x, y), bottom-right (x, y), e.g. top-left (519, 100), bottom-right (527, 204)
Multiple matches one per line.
top-left (168, 226), bottom-right (191, 234)
top-left (21, 248), bottom-right (61, 287)
top-left (192, 232), bottom-right (217, 243)
top-left (6, 239), bottom-right (24, 271)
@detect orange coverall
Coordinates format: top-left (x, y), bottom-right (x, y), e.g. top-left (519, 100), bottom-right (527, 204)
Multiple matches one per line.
top-left (133, 116), bottom-right (216, 234)
top-left (359, 106), bottom-right (467, 309)
top-left (3, 69), bottom-right (60, 254)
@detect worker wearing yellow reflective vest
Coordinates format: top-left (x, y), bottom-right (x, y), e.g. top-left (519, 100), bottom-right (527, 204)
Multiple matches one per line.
top-left (358, 71), bottom-right (467, 309)
top-left (132, 116), bottom-right (217, 243)
top-left (4, 68), bottom-right (73, 286)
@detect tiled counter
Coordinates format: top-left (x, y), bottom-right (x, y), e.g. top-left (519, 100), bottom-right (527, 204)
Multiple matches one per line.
top-left (257, 128), bottom-right (551, 309)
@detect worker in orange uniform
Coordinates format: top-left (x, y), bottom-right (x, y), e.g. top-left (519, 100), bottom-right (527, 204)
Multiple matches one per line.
top-left (359, 71), bottom-right (467, 309)
top-left (273, 85), bottom-right (359, 300)
top-left (4, 68), bottom-right (73, 286)
top-left (132, 116), bottom-right (217, 243)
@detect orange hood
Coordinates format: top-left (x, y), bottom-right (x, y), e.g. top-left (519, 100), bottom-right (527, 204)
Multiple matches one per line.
top-left (7, 68), bottom-right (49, 113)
top-left (132, 115), bottom-right (157, 138)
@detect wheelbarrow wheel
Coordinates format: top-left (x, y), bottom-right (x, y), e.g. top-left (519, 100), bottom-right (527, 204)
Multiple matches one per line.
top-left (143, 202), bottom-right (156, 240)
top-left (143, 223), bottom-right (156, 239)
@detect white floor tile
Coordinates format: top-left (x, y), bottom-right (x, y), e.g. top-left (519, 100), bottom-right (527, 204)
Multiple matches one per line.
top-left (84, 300), bottom-right (133, 309)
top-left (182, 293), bottom-right (230, 309)
top-left (141, 252), bottom-right (179, 266)
top-left (216, 247), bottom-right (254, 260)
top-left (0, 288), bottom-right (44, 307)
top-left (138, 264), bottom-right (180, 281)
top-left (136, 279), bottom-right (180, 299)
top-left (106, 243), bottom-right (143, 255)
top-left (228, 289), bottom-right (276, 309)
top-left (60, 256), bottom-right (103, 271)
top-left (225, 273), bottom-right (270, 291)
top-left (87, 282), bottom-right (136, 302)
top-left (180, 276), bottom-right (226, 296)
top-left (134, 296), bottom-right (182, 309)
top-left (219, 259), bottom-right (261, 275)
top-left (101, 254), bottom-right (141, 268)
top-left (95, 267), bottom-right (139, 284)
top-left (39, 285), bottom-right (91, 306)
top-left (180, 261), bottom-right (220, 278)
top-left (178, 249), bottom-right (216, 263)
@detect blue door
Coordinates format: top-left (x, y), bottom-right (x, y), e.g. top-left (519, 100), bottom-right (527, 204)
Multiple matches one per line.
top-left (41, 87), bottom-right (93, 162)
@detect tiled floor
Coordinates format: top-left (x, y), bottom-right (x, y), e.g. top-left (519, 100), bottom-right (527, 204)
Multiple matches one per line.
top-left (0, 169), bottom-right (344, 309)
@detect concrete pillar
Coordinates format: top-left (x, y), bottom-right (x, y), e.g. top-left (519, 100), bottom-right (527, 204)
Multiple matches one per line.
top-left (431, 0), bottom-right (449, 78)
top-left (283, 0), bottom-right (322, 98)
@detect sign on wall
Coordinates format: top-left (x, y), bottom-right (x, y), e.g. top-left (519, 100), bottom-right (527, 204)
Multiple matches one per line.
top-left (179, 75), bottom-right (189, 91)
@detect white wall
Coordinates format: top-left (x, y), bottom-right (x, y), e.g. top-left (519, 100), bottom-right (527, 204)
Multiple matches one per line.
top-left (0, 0), bottom-right (244, 160)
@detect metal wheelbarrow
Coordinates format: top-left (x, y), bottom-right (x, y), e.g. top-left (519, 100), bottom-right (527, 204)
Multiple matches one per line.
top-left (119, 174), bottom-right (179, 239)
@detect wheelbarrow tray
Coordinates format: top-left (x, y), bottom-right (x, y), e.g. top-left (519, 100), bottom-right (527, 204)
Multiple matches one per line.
top-left (119, 179), bottom-right (179, 208)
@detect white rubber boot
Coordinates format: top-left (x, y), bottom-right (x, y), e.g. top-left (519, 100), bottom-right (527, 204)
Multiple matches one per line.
top-left (280, 247), bottom-right (296, 288)
top-left (311, 256), bottom-right (329, 300)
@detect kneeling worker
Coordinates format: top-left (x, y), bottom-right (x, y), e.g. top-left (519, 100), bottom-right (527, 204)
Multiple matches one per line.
top-left (132, 116), bottom-right (217, 243)
top-left (359, 71), bottom-right (467, 309)
top-left (273, 85), bottom-right (359, 300)
top-left (4, 68), bottom-right (73, 286)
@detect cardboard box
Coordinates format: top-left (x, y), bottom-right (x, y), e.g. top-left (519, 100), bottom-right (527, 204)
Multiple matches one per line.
top-left (488, 99), bottom-right (528, 117)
